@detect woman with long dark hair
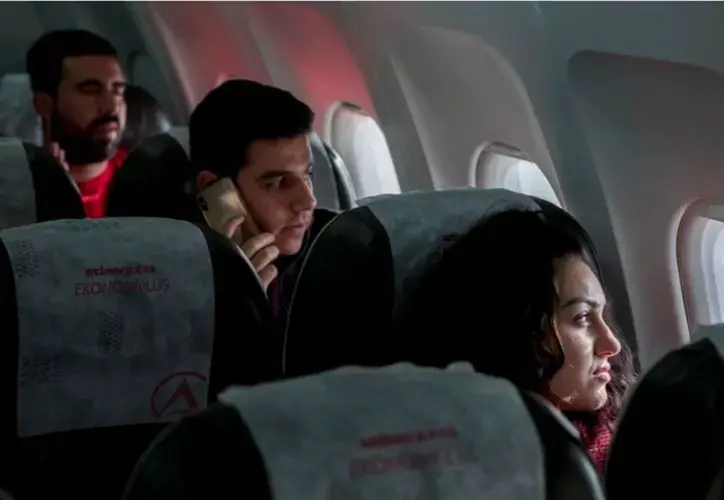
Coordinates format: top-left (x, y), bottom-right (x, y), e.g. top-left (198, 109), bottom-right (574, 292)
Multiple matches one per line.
top-left (406, 208), bottom-right (636, 473)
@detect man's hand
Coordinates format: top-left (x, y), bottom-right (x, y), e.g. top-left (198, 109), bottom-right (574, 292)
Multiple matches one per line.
top-left (46, 142), bottom-right (69, 171)
top-left (224, 217), bottom-right (279, 289)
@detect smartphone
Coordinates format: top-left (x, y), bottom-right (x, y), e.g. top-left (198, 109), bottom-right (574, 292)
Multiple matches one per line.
top-left (197, 177), bottom-right (259, 246)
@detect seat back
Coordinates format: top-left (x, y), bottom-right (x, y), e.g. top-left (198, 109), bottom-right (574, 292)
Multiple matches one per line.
top-left (0, 74), bottom-right (41, 146)
top-left (310, 132), bottom-right (356, 211)
top-left (124, 364), bottom-right (604, 500)
top-left (0, 217), bottom-right (277, 499)
top-left (119, 85), bottom-right (172, 151)
top-left (324, 101), bottom-right (401, 199)
top-left (106, 129), bottom-right (199, 222)
top-left (606, 328), bottom-right (724, 500)
top-left (284, 188), bottom-right (541, 376)
top-left (0, 137), bottom-right (84, 228)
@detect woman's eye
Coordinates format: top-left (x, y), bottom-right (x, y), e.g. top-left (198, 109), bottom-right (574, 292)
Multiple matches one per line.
top-left (574, 312), bottom-right (590, 325)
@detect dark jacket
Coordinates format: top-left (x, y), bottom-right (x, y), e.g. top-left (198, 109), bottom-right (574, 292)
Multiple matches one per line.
top-left (268, 208), bottom-right (338, 332)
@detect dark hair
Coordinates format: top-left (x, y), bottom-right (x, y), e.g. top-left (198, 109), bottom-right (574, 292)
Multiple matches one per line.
top-left (407, 209), bottom-right (635, 424)
top-left (189, 79), bottom-right (314, 179)
top-left (26, 29), bottom-right (118, 95)
top-left (119, 85), bottom-right (171, 150)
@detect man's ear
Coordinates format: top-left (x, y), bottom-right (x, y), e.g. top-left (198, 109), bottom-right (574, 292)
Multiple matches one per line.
top-left (196, 170), bottom-right (219, 192)
top-left (32, 92), bottom-right (53, 120)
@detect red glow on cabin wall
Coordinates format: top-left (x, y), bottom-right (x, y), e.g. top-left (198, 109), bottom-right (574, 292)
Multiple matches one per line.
top-left (147, 2), bottom-right (376, 127)
top-left (246, 3), bottom-right (378, 130)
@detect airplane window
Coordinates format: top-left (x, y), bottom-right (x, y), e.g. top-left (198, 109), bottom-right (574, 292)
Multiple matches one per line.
top-left (323, 100), bottom-right (401, 199)
top-left (679, 205), bottom-right (724, 328)
top-left (471, 142), bottom-right (561, 207)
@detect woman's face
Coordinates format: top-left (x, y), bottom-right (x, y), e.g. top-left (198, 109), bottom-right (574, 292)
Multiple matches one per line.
top-left (547, 256), bottom-right (622, 412)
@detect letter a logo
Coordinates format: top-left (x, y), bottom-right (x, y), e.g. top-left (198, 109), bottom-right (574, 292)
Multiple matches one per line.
top-left (150, 371), bottom-right (208, 419)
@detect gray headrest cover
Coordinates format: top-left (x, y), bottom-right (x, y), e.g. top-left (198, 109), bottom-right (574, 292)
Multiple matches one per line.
top-left (0, 74), bottom-right (41, 146)
top-left (219, 364), bottom-right (545, 500)
top-left (692, 323), bottom-right (724, 357)
top-left (0, 137), bottom-right (36, 229)
top-left (167, 126), bottom-right (189, 156)
top-left (3, 218), bottom-right (215, 437)
top-left (358, 188), bottom-right (540, 313)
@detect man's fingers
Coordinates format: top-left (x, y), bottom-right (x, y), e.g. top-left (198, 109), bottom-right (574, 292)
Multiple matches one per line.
top-left (258, 265), bottom-right (278, 290)
top-left (222, 216), bottom-right (245, 239)
top-left (240, 232), bottom-right (275, 258)
top-left (250, 244), bottom-right (279, 272)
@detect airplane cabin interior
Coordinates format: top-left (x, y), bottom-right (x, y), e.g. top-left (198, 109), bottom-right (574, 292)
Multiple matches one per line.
top-left (1, 2), bottom-right (724, 499)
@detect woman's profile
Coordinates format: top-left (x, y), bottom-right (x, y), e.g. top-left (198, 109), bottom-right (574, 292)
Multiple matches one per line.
top-left (405, 208), bottom-right (636, 472)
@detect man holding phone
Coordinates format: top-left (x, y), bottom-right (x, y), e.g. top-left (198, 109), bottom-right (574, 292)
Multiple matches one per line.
top-left (27, 30), bottom-right (127, 218)
top-left (189, 80), bottom-right (336, 321)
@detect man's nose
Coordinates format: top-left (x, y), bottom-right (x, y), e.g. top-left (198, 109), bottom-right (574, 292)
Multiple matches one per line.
top-left (98, 89), bottom-right (122, 116)
top-left (293, 180), bottom-right (316, 212)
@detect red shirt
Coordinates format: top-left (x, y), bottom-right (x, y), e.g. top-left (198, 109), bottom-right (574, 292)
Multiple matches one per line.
top-left (76, 148), bottom-right (128, 218)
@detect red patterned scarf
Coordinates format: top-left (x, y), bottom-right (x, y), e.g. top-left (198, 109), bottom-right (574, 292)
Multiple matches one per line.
top-left (566, 410), bottom-right (614, 474)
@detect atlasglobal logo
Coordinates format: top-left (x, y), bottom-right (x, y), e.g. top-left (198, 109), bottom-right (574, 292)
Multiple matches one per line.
top-left (76, 264), bottom-right (169, 296)
top-left (84, 264), bottom-right (156, 277)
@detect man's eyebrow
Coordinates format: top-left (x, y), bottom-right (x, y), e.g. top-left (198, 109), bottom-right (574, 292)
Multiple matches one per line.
top-left (257, 170), bottom-right (288, 180)
top-left (76, 79), bottom-right (102, 89)
top-left (76, 79), bottom-right (126, 90)
top-left (257, 164), bottom-right (313, 180)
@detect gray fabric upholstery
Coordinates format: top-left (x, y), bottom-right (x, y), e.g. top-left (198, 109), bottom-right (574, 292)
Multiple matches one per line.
top-left (0, 137), bottom-right (84, 228)
top-left (310, 132), bottom-right (356, 211)
top-left (119, 85), bottom-right (172, 151)
top-left (0, 217), bottom-right (278, 499)
top-left (284, 188), bottom-right (541, 376)
top-left (362, 188), bottom-right (540, 317)
top-left (0, 73), bottom-right (41, 146)
top-left (0, 137), bottom-right (37, 227)
top-left (691, 323), bottom-right (724, 348)
top-left (166, 126), bottom-right (189, 156)
top-left (124, 365), bottom-right (604, 500)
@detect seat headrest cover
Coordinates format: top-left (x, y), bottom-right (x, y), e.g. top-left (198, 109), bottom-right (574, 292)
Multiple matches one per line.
top-left (691, 323), bottom-right (724, 349)
top-left (323, 188), bottom-right (538, 316)
top-left (105, 131), bottom-right (202, 223)
top-left (605, 337), bottom-right (724, 500)
top-left (0, 138), bottom-right (36, 227)
top-left (119, 85), bottom-right (172, 151)
top-left (284, 188), bottom-right (543, 376)
top-left (2, 218), bottom-right (215, 438)
top-left (360, 188), bottom-right (538, 299)
top-left (0, 74), bottom-right (41, 146)
top-left (309, 132), bottom-right (342, 211)
top-left (219, 365), bottom-right (545, 500)
top-left (167, 126), bottom-right (189, 156)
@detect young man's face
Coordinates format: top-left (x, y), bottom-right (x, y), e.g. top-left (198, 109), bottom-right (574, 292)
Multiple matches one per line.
top-left (44, 55), bottom-right (127, 165)
top-left (234, 134), bottom-right (316, 256)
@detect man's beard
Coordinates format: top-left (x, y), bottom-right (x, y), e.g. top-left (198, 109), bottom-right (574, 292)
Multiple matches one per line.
top-left (51, 112), bottom-right (121, 165)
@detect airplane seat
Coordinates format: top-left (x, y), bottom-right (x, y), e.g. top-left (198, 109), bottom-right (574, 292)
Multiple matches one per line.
top-left (0, 73), bottom-right (41, 146)
top-left (106, 127), bottom-right (201, 222)
top-left (119, 85), bottom-right (172, 152)
top-left (106, 127), bottom-right (351, 220)
top-left (284, 188), bottom-right (545, 377)
top-left (310, 133), bottom-right (357, 211)
top-left (0, 217), bottom-right (278, 499)
top-left (0, 137), bottom-right (84, 228)
top-left (534, 198), bottom-right (604, 275)
top-left (123, 364), bottom-right (605, 500)
top-left (606, 324), bottom-right (724, 500)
